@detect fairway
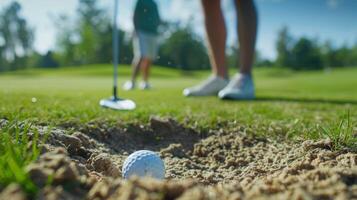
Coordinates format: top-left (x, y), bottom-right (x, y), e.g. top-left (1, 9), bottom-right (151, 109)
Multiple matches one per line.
top-left (1, 65), bottom-right (357, 199)
top-left (1, 65), bottom-right (357, 129)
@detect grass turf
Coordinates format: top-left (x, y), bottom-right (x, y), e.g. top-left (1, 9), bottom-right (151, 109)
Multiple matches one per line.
top-left (0, 65), bottom-right (356, 195)
top-left (0, 121), bottom-right (42, 196)
top-left (1, 65), bottom-right (356, 132)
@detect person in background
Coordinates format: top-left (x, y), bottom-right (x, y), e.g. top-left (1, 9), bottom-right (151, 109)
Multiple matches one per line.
top-left (183, 0), bottom-right (258, 100)
top-left (123, 0), bottom-right (161, 90)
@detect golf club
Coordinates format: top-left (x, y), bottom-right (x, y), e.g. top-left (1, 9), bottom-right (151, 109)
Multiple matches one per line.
top-left (99, 0), bottom-right (136, 110)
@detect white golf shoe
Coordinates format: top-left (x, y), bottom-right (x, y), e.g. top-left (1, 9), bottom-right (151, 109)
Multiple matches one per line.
top-left (139, 82), bottom-right (151, 90)
top-left (218, 73), bottom-right (255, 100)
top-left (183, 75), bottom-right (229, 97)
top-left (123, 81), bottom-right (135, 91)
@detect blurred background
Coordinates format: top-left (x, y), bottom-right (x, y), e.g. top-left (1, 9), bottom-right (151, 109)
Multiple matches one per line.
top-left (0, 0), bottom-right (356, 72)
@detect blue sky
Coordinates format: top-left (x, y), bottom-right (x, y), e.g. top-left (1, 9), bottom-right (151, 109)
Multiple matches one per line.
top-left (1, 0), bottom-right (356, 59)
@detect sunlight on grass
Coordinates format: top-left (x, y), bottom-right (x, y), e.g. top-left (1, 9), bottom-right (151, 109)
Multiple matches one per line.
top-left (319, 111), bottom-right (357, 150)
top-left (0, 121), bottom-right (47, 196)
top-left (0, 65), bottom-right (356, 146)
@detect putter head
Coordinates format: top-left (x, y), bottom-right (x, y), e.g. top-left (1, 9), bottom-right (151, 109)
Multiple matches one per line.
top-left (99, 97), bottom-right (136, 111)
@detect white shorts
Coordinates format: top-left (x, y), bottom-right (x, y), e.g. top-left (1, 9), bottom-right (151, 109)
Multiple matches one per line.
top-left (133, 31), bottom-right (158, 60)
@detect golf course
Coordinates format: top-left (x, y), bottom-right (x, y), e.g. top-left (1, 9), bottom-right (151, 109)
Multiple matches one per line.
top-left (1, 65), bottom-right (357, 199)
top-left (1, 0), bottom-right (357, 199)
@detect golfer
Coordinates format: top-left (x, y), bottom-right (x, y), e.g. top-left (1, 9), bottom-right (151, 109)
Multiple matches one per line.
top-left (183, 0), bottom-right (258, 100)
top-left (123, 0), bottom-right (161, 90)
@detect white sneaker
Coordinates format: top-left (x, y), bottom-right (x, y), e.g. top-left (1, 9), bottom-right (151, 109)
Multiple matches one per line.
top-left (183, 75), bottom-right (229, 97)
top-left (123, 81), bottom-right (135, 91)
top-left (139, 82), bottom-right (151, 90)
top-left (218, 73), bottom-right (255, 100)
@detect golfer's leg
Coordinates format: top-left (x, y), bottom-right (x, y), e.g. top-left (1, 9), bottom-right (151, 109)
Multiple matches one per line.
top-left (217, 0), bottom-right (257, 99)
top-left (235, 0), bottom-right (258, 75)
top-left (141, 57), bottom-right (152, 82)
top-left (182, 0), bottom-right (229, 96)
top-left (201, 0), bottom-right (228, 79)
top-left (131, 57), bottom-right (141, 82)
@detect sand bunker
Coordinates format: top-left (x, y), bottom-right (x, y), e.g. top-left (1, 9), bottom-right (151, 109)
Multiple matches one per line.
top-left (1, 118), bottom-right (357, 200)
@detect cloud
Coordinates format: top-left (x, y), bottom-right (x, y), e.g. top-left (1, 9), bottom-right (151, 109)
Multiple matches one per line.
top-left (164, 0), bottom-right (202, 22)
top-left (327, 0), bottom-right (341, 9)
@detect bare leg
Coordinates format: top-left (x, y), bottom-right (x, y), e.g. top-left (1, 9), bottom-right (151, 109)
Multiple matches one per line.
top-left (140, 57), bottom-right (152, 82)
top-left (235, 0), bottom-right (258, 75)
top-left (201, 0), bottom-right (228, 79)
top-left (131, 57), bottom-right (142, 82)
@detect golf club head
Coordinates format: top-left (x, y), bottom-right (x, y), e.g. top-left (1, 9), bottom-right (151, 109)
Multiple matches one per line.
top-left (99, 97), bottom-right (136, 111)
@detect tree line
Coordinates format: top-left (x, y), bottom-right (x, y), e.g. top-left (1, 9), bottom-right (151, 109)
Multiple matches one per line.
top-left (276, 27), bottom-right (357, 70)
top-left (0, 1), bottom-right (356, 72)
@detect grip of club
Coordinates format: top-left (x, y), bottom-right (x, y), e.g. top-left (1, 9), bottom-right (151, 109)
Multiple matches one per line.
top-left (113, 86), bottom-right (118, 100)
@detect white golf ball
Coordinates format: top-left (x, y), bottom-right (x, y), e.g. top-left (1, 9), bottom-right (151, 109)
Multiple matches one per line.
top-left (122, 150), bottom-right (165, 180)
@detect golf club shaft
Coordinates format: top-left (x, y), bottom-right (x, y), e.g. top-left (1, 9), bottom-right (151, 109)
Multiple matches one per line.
top-left (113, 0), bottom-right (119, 99)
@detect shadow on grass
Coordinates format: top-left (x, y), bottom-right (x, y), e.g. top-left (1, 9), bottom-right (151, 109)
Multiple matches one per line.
top-left (255, 96), bottom-right (357, 105)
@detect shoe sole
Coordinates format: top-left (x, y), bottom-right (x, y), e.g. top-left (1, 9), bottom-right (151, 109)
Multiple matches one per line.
top-left (219, 93), bottom-right (255, 100)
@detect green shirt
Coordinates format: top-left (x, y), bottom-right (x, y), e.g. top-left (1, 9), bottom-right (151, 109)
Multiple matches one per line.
top-left (134, 0), bottom-right (161, 35)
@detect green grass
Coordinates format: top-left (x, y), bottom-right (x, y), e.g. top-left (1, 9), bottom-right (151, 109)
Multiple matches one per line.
top-left (0, 121), bottom-right (42, 196)
top-left (1, 65), bottom-right (356, 131)
top-left (319, 111), bottom-right (357, 150)
top-left (0, 64), bottom-right (357, 194)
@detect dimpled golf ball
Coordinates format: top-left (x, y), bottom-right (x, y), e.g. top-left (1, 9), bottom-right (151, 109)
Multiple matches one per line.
top-left (122, 150), bottom-right (165, 180)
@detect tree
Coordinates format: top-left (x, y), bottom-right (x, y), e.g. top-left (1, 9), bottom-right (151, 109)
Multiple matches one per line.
top-left (158, 26), bottom-right (210, 70)
top-left (39, 51), bottom-right (59, 68)
top-left (275, 26), bottom-right (293, 67)
top-left (0, 45), bottom-right (6, 72)
top-left (290, 37), bottom-right (323, 70)
top-left (227, 44), bottom-right (240, 69)
top-left (0, 1), bottom-right (34, 70)
top-left (321, 41), bottom-right (336, 67)
top-left (275, 27), bottom-right (325, 70)
top-left (351, 43), bottom-right (357, 67)
top-left (55, 0), bottom-right (107, 65)
top-left (54, 14), bottom-right (79, 65)
top-left (54, 0), bottom-right (133, 66)
top-left (76, 0), bottom-right (108, 64)
top-left (334, 45), bottom-right (356, 67)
